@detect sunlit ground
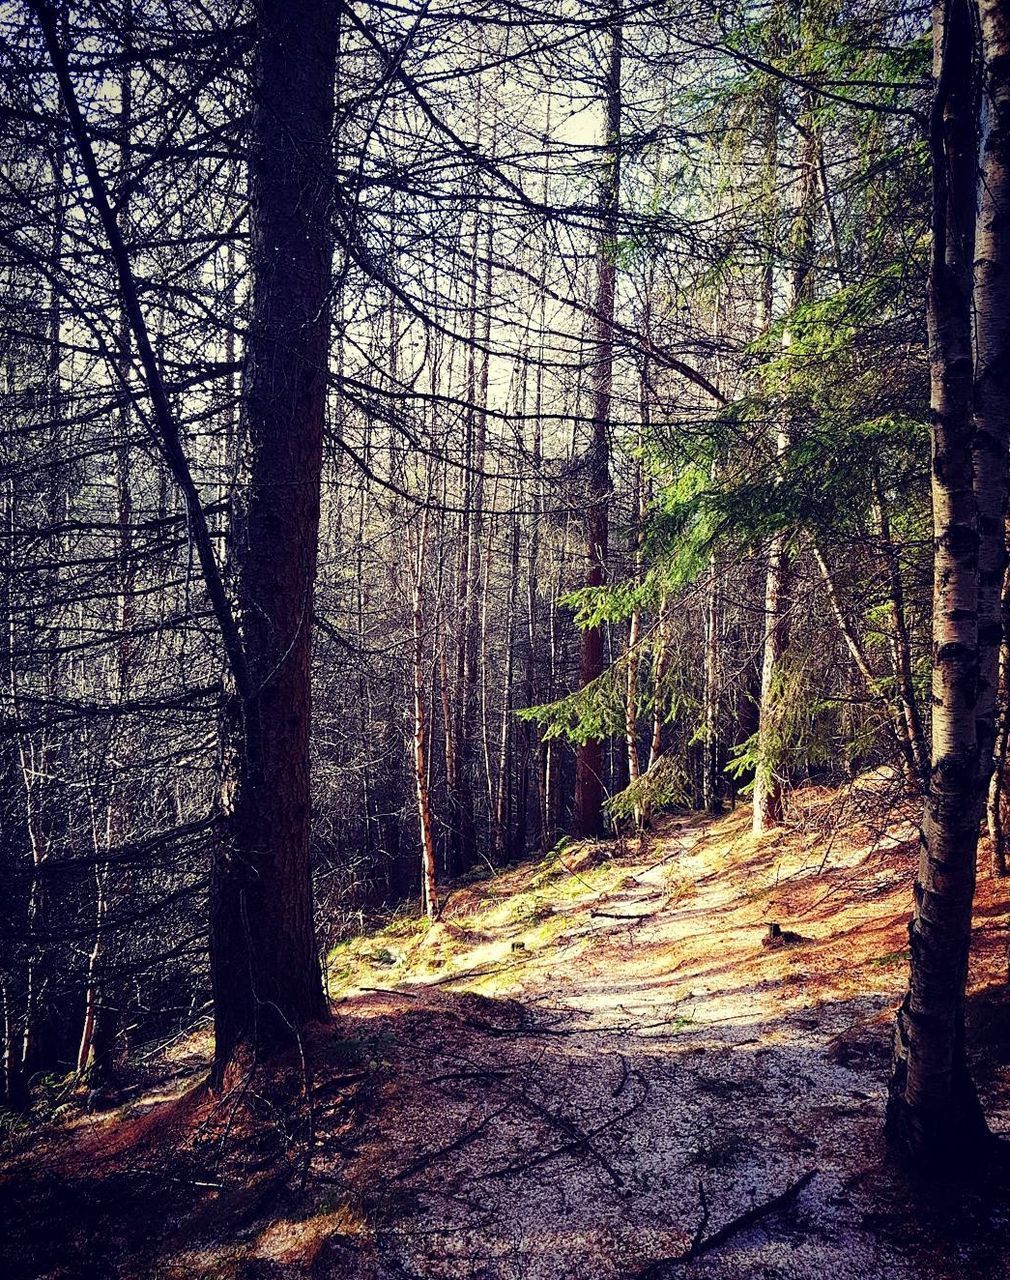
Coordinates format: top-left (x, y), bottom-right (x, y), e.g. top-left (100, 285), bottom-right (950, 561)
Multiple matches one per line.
top-left (4, 771), bottom-right (1010, 1280)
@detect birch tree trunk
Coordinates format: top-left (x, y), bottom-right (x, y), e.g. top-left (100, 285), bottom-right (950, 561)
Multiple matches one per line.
top-left (752, 91), bottom-right (817, 834)
top-left (973, 0), bottom-right (1010, 833)
top-left (986, 530), bottom-right (1010, 872)
top-left (751, 525), bottom-right (790, 832)
top-left (887, 0), bottom-right (993, 1162)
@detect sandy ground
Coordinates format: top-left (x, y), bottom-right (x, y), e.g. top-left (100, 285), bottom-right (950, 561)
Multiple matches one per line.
top-left (3, 777), bottom-right (1010, 1279)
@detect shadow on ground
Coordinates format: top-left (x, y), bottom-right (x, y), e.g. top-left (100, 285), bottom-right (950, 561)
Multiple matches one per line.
top-left (2, 782), bottom-right (1009, 1279)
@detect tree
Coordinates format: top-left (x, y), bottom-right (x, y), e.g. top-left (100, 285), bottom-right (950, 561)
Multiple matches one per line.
top-left (574, 1), bottom-right (623, 838)
top-left (210, 0), bottom-right (336, 1078)
top-left (887, 0), bottom-right (1006, 1163)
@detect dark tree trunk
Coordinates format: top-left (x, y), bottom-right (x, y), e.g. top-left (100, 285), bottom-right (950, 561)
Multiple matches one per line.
top-left (211, 0), bottom-right (335, 1081)
top-left (574, 4), bottom-right (622, 838)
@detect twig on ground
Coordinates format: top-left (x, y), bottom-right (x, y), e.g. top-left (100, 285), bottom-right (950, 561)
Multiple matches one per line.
top-left (591, 909), bottom-right (658, 922)
top-left (357, 986), bottom-right (421, 998)
top-left (612, 1053), bottom-right (631, 1098)
top-left (393, 1104), bottom-right (513, 1181)
top-left (421, 953), bottom-right (538, 987)
top-left (688, 1178), bottom-right (710, 1253)
top-left (425, 1068), bottom-right (515, 1085)
top-left (634, 1168), bottom-right (818, 1276)
top-left (556, 855), bottom-right (610, 897)
top-left (482, 1070), bottom-right (651, 1189)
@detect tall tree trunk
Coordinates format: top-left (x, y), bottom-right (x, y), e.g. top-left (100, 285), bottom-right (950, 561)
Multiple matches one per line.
top-left (887, 0), bottom-right (993, 1163)
top-left (210, 0), bottom-right (335, 1080)
top-left (811, 540), bottom-right (929, 791)
top-left (752, 92), bottom-right (817, 835)
top-left (625, 449), bottom-right (644, 825)
top-left (986, 524), bottom-right (1010, 874)
top-left (973, 0), bottom-right (1010, 831)
top-left (451, 210), bottom-right (481, 878)
top-left (702, 550), bottom-right (723, 814)
top-left (702, 294), bottom-right (725, 816)
top-left (76, 860), bottom-right (110, 1078)
top-left (987, 608), bottom-right (1010, 875)
top-left (751, 526), bottom-right (790, 832)
top-left (574, 3), bottom-right (622, 837)
top-left (18, 18), bottom-right (69, 1088)
top-left (451, 198), bottom-right (493, 875)
top-left (412, 510), bottom-right (439, 918)
top-left (495, 503), bottom-right (520, 858)
top-left (750, 70), bottom-right (784, 835)
top-left (78, 0), bottom-right (135, 1084)
top-left (648, 598), bottom-right (669, 775)
top-left (872, 472), bottom-right (929, 791)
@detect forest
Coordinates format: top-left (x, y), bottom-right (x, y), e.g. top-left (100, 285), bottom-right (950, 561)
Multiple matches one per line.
top-left (1, 0), bottom-right (1010, 1274)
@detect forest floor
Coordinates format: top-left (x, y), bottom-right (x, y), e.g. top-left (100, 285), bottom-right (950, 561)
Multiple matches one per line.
top-left (4, 771), bottom-right (1010, 1279)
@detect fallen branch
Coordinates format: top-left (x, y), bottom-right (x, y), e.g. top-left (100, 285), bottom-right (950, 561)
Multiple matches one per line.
top-left (686, 1178), bottom-right (710, 1255)
top-left (426, 1068), bottom-right (515, 1085)
top-left (356, 986), bottom-right (421, 998)
top-left (393, 1104), bottom-right (512, 1181)
top-left (511, 1089), bottom-right (629, 1188)
top-left (421, 953), bottom-right (537, 987)
top-left (483, 1069), bottom-right (650, 1189)
top-left (591, 909), bottom-right (658, 922)
top-left (635, 1169), bottom-right (818, 1276)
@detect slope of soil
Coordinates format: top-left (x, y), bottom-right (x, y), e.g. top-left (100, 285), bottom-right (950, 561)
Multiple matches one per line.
top-left (3, 774), bottom-right (1010, 1279)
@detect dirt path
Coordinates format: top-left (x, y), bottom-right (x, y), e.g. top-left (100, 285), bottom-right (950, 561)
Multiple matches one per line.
top-left (300, 791), bottom-right (1010, 1279)
top-left (4, 783), bottom-right (1010, 1279)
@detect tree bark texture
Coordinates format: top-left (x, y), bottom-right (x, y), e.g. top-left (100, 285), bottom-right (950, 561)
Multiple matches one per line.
top-left (210, 0), bottom-right (335, 1079)
top-left (574, 5), bottom-right (622, 837)
top-left (887, 0), bottom-right (993, 1162)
